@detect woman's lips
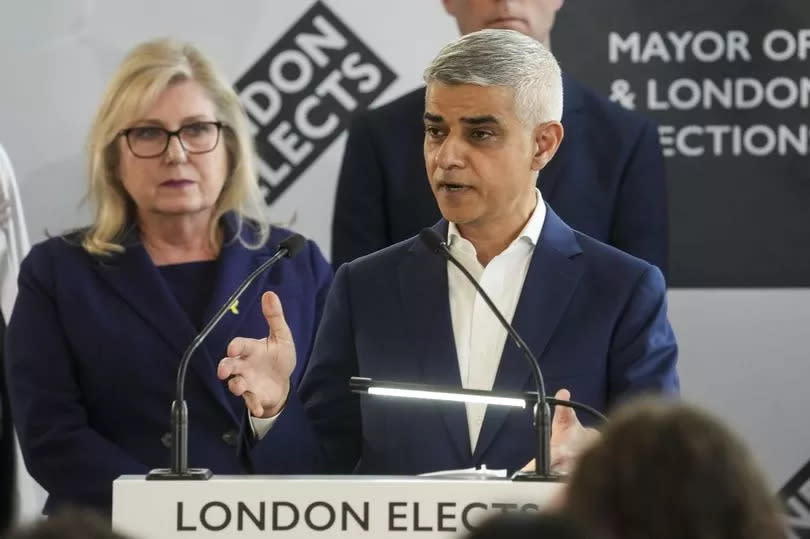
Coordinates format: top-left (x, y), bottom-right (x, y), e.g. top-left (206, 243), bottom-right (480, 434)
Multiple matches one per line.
top-left (160, 179), bottom-right (194, 187)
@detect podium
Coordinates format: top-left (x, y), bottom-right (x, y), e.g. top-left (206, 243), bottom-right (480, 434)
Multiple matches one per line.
top-left (113, 475), bottom-right (562, 538)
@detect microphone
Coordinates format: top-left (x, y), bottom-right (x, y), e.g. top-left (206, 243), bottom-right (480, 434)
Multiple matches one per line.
top-left (419, 228), bottom-right (558, 481)
top-left (147, 232), bottom-right (307, 480)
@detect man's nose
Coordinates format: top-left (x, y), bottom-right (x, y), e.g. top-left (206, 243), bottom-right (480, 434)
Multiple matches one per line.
top-left (434, 135), bottom-right (465, 170)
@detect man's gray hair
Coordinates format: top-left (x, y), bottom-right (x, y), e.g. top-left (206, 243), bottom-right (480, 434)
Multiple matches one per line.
top-left (423, 29), bottom-right (563, 127)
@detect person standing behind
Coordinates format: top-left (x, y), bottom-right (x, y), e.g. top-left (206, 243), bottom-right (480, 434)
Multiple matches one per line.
top-left (5, 39), bottom-right (331, 517)
top-left (332, 0), bottom-right (668, 277)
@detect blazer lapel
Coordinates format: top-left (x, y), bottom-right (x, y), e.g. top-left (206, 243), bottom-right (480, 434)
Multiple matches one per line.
top-left (199, 235), bottom-right (272, 363)
top-left (473, 206), bottom-right (585, 461)
top-left (92, 221), bottom-right (258, 425)
top-left (398, 220), bottom-right (471, 463)
top-left (91, 235), bottom-right (196, 361)
top-left (195, 219), bottom-right (280, 421)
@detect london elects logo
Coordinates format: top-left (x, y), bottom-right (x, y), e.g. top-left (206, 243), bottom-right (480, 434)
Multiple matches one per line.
top-left (235, 1), bottom-right (396, 205)
top-left (780, 458), bottom-right (810, 538)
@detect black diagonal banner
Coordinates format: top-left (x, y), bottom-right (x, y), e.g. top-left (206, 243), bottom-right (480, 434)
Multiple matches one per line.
top-left (780, 459), bottom-right (810, 538)
top-left (235, 1), bottom-right (396, 206)
top-left (552, 0), bottom-right (810, 286)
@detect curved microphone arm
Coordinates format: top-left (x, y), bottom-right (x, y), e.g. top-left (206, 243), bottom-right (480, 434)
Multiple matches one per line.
top-left (148, 233), bottom-right (306, 480)
top-left (175, 247), bottom-right (289, 403)
top-left (418, 228), bottom-right (555, 480)
top-left (543, 397), bottom-right (608, 423)
top-left (442, 254), bottom-right (547, 407)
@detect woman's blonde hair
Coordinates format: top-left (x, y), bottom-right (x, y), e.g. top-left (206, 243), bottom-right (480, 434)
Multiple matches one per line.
top-left (83, 38), bottom-right (268, 255)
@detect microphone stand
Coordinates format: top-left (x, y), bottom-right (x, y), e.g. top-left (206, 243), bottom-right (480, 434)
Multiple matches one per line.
top-left (147, 233), bottom-right (305, 480)
top-left (419, 229), bottom-right (557, 481)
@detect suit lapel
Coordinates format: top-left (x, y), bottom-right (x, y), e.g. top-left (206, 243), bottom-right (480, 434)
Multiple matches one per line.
top-left (199, 234), bottom-right (273, 363)
top-left (473, 207), bottom-right (585, 461)
top-left (92, 235), bottom-right (196, 361)
top-left (195, 220), bottom-right (280, 421)
top-left (398, 220), bottom-right (471, 463)
top-left (92, 220), bottom-right (265, 425)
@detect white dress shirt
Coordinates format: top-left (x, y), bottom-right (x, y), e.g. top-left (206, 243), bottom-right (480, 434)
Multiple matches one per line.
top-left (250, 409), bottom-right (279, 439)
top-left (447, 189), bottom-right (545, 452)
top-left (0, 144), bottom-right (29, 322)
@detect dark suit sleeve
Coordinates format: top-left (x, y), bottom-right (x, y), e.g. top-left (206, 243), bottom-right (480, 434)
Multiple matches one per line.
top-left (247, 240), bottom-right (333, 473)
top-left (610, 120), bottom-right (669, 279)
top-left (4, 249), bottom-right (148, 513)
top-left (331, 113), bottom-right (390, 268)
top-left (298, 264), bottom-right (361, 473)
top-left (607, 264), bottom-right (679, 406)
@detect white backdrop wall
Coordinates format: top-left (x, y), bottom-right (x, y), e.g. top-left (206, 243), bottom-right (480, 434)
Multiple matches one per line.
top-left (0, 0), bottom-right (807, 519)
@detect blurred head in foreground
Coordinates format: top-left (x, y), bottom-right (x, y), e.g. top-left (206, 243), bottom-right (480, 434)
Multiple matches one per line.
top-left (562, 398), bottom-right (786, 539)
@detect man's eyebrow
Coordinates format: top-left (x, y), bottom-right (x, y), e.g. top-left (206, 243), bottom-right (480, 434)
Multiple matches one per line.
top-left (460, 115), bottom-right (499, 125)
top-left (423, 113), bottom-right (501, 125)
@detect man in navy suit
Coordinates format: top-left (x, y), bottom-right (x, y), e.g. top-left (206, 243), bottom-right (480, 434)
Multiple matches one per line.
top-left (332, 0), bottom-right (668, 278)
top-left (300, 29), bottom-right (678, 476)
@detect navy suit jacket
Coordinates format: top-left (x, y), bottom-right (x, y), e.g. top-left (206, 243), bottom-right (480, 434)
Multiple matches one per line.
top-left (332, 75), bottom-right (668, 276)
top-left (5, 218), bottom-right (331, 515)
top-left (302, 206), bottom-right (678, 475)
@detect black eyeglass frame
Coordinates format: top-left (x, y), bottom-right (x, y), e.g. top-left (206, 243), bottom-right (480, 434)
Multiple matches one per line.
top-left (118, 121), bottom-right (226, 158)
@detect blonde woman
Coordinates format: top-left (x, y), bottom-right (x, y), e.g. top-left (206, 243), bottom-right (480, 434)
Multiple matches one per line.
top-left (5, 39), bottom-right (332, 516)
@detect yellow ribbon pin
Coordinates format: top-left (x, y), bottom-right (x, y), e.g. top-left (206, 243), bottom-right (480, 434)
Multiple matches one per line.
top-left (229, 299), bottom-right (239, 315)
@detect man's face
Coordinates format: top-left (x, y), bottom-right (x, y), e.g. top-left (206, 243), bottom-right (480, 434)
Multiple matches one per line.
top-left (442, 0), bottom-right (564, 44)
top-left (424, 82), bottom-right (559, 236)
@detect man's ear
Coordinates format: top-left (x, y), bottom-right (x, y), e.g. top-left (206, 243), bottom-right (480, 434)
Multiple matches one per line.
top-left (531, 121), bottom-right (564, 171)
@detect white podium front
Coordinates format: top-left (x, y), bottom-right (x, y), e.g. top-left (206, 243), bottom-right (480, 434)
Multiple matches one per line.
top-left (113, 475), bottom-right (561, 538)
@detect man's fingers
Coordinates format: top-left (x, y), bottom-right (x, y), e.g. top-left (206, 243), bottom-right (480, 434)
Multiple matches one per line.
top-left (262, 291), bottom-right (293, 344)
top-left (551, 458), bottom-right (573, 475)
top-left (244, 392), bottom-right (265, 418)
top-left (222, 296), bottom-right (296, 418)
top-left (226, 337), bottom-right (249, 359)
top-left (227, 375), bottom-right (248, 397)
top-left (217, 357), bottom-right (237, 380)
top-left (554, 388), bottom-right (570, 400)
top-left (217, 355), bottom-right (253, 381)
top-left (552, 388), bottom-right (578, 432)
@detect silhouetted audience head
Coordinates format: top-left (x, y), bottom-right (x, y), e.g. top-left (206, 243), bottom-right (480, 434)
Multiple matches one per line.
top-left (6, 508), bottom-right (132, 539)
top-left (562, 398), bottom-right (786, 539)
top-left (465, 511), bottom-right (586, 539)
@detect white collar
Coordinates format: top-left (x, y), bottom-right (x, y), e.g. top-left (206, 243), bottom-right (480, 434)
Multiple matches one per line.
top-left (447, 188), bottom-right (545, 252)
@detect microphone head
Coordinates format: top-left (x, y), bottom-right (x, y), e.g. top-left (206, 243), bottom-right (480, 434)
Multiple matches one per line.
top-left (418, 228), bottom-right (448, 256)
top-left (280, 233), bottom-right (306, 258)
